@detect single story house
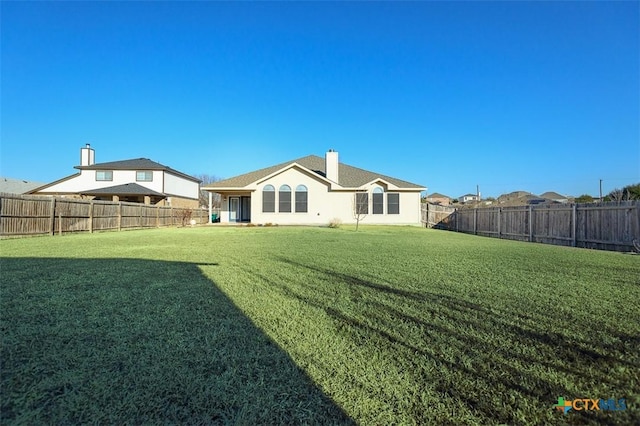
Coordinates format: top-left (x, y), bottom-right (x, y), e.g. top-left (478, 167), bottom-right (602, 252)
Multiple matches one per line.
top-left (540, 191), bottom-right (569, 204)
top-left (30, 145), bottom-right (200, 207)
top-left (425, 192), bottom-right (452, 206)
top-left (202, 150), bottom-right (426, 225)
top-left (458, 193), bottom-right (479, 203)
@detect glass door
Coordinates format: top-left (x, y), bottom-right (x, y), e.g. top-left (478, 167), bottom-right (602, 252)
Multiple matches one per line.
top-left (229, 197), bottom-right (239, 222)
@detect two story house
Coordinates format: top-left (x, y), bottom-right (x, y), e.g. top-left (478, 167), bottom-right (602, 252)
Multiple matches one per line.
top-left (30, 145), bottom-right (200, 208)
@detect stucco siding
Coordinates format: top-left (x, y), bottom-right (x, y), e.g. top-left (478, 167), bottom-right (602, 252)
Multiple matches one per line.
top-left (38, 170), bottom-right (166, 193)
top-left (163, 172), bottom-right (199, 199)
top-left (251, 167), bottom-right (331, 225)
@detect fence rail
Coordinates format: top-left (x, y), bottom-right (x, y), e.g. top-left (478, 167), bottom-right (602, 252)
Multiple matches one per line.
top-left (0, 193), bottom-right (210, 238)
top-left (421, 201), bottom-right (640, 252)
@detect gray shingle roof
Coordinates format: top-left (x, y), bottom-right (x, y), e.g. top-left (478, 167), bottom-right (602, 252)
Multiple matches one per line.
top-left (0, 177), bottom-right (45, 194)
top-left (76, 158), bottom-right (200, 182)
top-left (427, 192), bottom-right (451, 199)
top-left (204, 155), bottom-right (424, 190)
top-left (540, 191), bottom-right (567, 199)
top-left (80, 183), bottom-right (165, 196)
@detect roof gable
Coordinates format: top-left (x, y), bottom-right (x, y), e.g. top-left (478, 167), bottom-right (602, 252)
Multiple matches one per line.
top-left (254, 162), bottom-right (332, 187)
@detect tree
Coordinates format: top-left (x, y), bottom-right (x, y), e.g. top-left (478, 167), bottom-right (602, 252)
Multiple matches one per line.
top-left (194, 174), bottom-right (222, 209)
top-left (622, 183), bottom-right (640, 200)
top-left (606, 188), bottom-right (625, 203)
top-left (575, 194), bottom-right (594, 203)
top-left (605, 183), bottom-right (639, 202)
top-left (353, 190), bottom-right (368, 231)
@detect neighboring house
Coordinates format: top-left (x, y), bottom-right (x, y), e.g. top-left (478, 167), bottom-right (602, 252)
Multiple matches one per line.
top-left (202, 150), bottom-right (426, 225)
top-left (0, 177), bottom-right (44, 194)
top-left (540, 191), bottom-right (569, 203)
top-left (29, 145), bottom-right (200, 207)
top-left (458, 194), bottom-right (479, 203)
top-left (425, 192), bottom-right (452, 206)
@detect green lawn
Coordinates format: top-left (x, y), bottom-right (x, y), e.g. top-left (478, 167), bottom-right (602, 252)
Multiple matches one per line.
top-left (1, 226), bottom-right (638, 425)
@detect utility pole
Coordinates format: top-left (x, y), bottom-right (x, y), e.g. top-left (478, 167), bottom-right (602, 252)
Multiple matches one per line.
top-left (599, 179), bottom-right (603, 202)
top-left (476, 184), bottom-right (480, 202)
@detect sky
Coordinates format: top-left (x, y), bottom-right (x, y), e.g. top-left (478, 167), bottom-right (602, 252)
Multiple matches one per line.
top-left (1, 1), bottom-right (638, 198)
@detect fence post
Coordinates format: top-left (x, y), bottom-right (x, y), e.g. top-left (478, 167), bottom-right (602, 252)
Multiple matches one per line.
top-left (455, 209), bottom-right (458, 232)
top-left (528, 205), bottom-right (533, 242)
top-left (89, 201), bottom-right (94, 233)
top-left (117, 202), bottom-right (122, 231)
top-left (571, 204), bottom-right (577, 247)
top-left (474, 208), bottom-right (478, 235)
top-left (156, 205), bottom-right (160, 228)
top-left (497, 207), bottom-right (502, 239)
top-left (426, 203), bottom-right (430, 228)
top-left (637, 203), bottom-right (640, 242)
top-left (49, 198), bottom-right (56, 236)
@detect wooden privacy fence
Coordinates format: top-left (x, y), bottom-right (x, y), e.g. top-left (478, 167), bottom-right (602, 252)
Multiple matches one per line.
top-left (421, 201), bottom-right (640, 252)
top-left (0, 193), bottom-right (209, 238)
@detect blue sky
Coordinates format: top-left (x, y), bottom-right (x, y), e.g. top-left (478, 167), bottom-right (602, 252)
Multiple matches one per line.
top-left (1, 1), bottom-right (638, 198)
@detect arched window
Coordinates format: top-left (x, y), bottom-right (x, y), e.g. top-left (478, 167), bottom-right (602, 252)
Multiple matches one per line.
top-left (373, 187), bottom-right (384, 214)
top-left (295, 185), bottom-right (308, 213)
top-left (279, 185), bottom-right (291, 212)
top-left (262, 185), bottom-right (275, 213)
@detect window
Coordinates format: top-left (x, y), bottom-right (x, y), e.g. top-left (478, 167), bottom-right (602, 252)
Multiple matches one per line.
top-left (373, 187), bottom-right (384, 214)
top-left (355, 192), bottom-right (368, 215)
top-left (295, 185), bottom-right (308, 212)
top-left (96, 171), bottom-right (113, 181)
top-left (388, 193), bottom-right (399, 214)
top-left (262, 185), bottom-right (275, 212)
top-left (136, 171), bottom-right (153, 182)
top-left (279, 185), bottom-right (291, 212)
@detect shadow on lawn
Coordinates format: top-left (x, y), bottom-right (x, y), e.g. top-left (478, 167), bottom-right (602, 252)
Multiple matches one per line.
top-left (267, 257), bottom-right (638, 426)
top-left (0, 257), bottom-right (353, 425)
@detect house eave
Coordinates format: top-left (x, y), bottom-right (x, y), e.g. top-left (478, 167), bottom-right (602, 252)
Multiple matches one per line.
top-left (253, 162), bottom-right (338, 188)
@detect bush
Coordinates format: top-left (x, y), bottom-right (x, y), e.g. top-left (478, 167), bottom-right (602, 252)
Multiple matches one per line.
top-left (328, 218), bottom-right (342, 229)
top-left (178, 209), bottom-right (193, 227)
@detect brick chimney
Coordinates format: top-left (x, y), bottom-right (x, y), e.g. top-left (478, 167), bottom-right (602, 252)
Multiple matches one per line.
top-left (325, 149), bottom-right (339, 183)
top-left (80, 144), bottom-right (95, 166)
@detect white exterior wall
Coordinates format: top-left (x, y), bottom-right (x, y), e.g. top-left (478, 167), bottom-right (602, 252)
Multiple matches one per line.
top-left (37, 170), bottom-right (199, 200)
top-left (324, 188), bottom-right (421, 226)
top-left (251, 168), bottom-right (332, 225)
top-left (246, 168), bottom-right (422, 226)
top-left (38, 170), bottom-right (166, 193)
top-left (163, 172), bottom-right (199, 199)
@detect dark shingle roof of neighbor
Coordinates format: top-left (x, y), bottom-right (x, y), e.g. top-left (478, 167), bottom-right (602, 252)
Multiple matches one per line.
top-left (76, 158), bottom-right (200, 182)
top-left (204, 155), bottom-right (425, 190)
top-left (81, 183), bottom-right (165, 196)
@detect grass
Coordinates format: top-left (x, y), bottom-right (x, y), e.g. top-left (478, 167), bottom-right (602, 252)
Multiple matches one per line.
top-left (1, 226), bottom-right (639, 425)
